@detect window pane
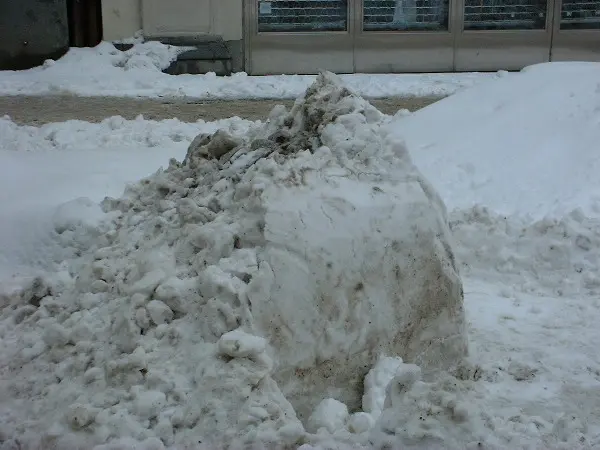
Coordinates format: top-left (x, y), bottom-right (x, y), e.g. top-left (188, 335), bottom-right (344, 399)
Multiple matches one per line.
top-left (464, 0), bottom-right (547, 30)
top-left (561, 0), bottom-right (600, 29)
top-left (363, 0), bottom-right (449, 31)
top-left (257, 0), bottom-right (348, 32)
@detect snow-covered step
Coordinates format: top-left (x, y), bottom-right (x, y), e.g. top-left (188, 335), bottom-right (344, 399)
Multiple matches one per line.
top-left (147, 35), bottom-right (233, 76)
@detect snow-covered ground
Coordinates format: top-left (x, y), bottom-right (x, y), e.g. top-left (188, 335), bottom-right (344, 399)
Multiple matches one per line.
top-left (0, 61), bottom-right (599, 449)
top-left (0, 116), bottom-right (256, 281)
top-left (0, 41), bottom-right (506, 99)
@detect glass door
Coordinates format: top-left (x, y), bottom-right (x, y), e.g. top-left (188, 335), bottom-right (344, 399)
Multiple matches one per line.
top-left (454, 0), bottom-right (554, 70)
top-left (550, 0), bottom-right (600, 61)
top-left (354, 0), bottom-right (456, 72)
top-left (246, 0), bottom-right (355, 74)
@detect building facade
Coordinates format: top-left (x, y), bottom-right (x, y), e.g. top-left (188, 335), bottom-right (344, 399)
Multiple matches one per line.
top-left (102, 0), bottom-right (600, 74)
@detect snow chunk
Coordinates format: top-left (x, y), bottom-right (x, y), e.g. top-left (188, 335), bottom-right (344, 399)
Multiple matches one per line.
top-left (133, 390), bottom-right (166, 419)
top-left (42, 323), bottom-right (71, 347)
top-left (66, 403), bottom-right (96, 429)
top-left (218, 329), bottom-right (267, 358)
top-left (129, 270), bottom-right (168, 296)
top-left (307, 398), bottom-right (349, 434)
top-left (145, 300), bottom-right (173, 325)
top-left (348, 412), bottom-right (375, 434)
top-left (372, 365), bottom-right (493, 449)
top-left (363, 356), bottom-right (405, 420)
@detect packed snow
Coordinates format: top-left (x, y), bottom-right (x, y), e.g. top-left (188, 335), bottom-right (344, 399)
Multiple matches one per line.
top-left (0, 41), bottom-right (504, 99)
top-left (0, 61), bottom-right (599, 449)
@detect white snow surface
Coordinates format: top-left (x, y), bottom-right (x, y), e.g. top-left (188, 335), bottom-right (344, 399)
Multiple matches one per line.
top-left (0, 41), bottom-right (503, 99)
top-left (0, 62), bottom-right (600, 449)
top-left (391, 61), bottom-right (600, 220)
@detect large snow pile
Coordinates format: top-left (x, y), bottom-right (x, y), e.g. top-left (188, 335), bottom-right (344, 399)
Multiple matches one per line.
top-left (0, 73), bottom-right (468, 449)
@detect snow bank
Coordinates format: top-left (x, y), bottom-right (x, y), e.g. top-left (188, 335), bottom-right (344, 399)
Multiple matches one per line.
top-left (0, 41), bottom-right (502, 98)
top-left (0, 72), bottom-right (467, 448)
top-left (390, 61), bottom-right (600, 219)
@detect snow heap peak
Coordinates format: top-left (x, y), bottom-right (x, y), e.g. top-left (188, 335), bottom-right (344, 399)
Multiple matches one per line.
top-left (1, 72), bottom-right (467, 449)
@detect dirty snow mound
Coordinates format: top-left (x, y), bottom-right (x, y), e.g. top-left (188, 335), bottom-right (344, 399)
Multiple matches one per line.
top-left (0, 72), bottom-right (466, 448)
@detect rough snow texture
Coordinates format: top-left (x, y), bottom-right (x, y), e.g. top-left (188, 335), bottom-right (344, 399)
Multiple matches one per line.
top-left (450, 206), bottom-right (600, 298)
top-left (0, 72), bottom-right (466, 448)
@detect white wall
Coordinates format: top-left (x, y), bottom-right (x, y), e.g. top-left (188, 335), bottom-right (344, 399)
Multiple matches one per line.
top-left (141, 0), bottom-right (211, 37)
top-left (142, 0), bottom-right (243, 40)
top-left (97, 0), bottom-right (243, 41)
top-left (213, 0), bottom-right (243, 41)
top-left (101, 0), bottom-right (142, 41)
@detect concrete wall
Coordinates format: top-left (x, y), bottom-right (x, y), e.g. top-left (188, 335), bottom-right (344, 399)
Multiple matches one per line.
top-left (101, 0), bottom-right (142, 41)
top-left (0, 0), bottom-right (69, 70)
top-left (101, 0), bottom-right (243, 41)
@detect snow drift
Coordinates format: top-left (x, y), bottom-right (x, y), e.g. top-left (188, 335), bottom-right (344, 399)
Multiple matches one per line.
top-left (0, 40), bottom-right (497, 99)
top-left (0, 72), bottom-right (466, 448)
top-left (389, 62), bottom-right (600, 219)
